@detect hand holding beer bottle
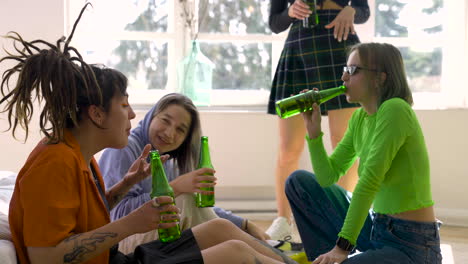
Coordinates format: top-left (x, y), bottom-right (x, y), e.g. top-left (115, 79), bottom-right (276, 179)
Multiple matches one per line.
top-left (302, 98), bottom-right (323, 140)
top-left (302, 0), bottom-right (319, 28)
top-left (195, 136), bottom-right (215, 207)
top-left (287, 0), bottom-right (313, 21)
top-left (275, 85), bottom-right (347, 119)
top-left (150, 150), bottom-right (181, 243)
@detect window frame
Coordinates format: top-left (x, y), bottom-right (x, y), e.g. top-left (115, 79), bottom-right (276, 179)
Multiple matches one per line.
top-left (66, 0), bottom-right (468, 109)
top-left (365, 0), bottom-right (468, 110)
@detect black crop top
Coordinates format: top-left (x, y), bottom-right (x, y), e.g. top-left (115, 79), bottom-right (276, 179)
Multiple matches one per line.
top-left (269, 0), bottom-right (370, 33)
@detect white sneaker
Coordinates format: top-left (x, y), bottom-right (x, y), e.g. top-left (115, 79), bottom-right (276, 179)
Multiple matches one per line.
top-left (266, 216), bottom-right (293, 240)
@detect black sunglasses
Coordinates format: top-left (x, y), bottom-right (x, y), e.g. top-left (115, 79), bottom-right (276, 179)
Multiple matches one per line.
top-left (343, 65), bottom-right (378, 76)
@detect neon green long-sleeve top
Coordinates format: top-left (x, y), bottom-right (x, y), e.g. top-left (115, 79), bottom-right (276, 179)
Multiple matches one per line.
top-left (306, 98), bottom-right (434, 245)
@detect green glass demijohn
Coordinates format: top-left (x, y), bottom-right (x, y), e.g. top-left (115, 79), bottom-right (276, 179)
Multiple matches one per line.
top-left (195, 136), bottom-right (215, 208)
top-left (177, 40), bottom-right (215, 106)
top-left (150, 150), bottom-right (181, 243)
top-left (275, 85), bottom-right (347, 119)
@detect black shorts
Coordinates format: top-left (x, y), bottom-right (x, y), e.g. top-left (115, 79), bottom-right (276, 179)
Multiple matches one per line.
top-left (110, 229), bottom-right (203, 264)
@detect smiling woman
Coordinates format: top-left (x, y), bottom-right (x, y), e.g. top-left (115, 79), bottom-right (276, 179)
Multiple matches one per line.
top-left (99, 93), bottom-right (272, 251)
top-left (149, 104), bottom-right (192, 154)
top-left (0, 3), bottom-right (297, 264)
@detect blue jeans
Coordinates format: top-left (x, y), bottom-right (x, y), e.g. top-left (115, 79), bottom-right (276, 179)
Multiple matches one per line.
top-left (285, 170), bottom-right (442, 264)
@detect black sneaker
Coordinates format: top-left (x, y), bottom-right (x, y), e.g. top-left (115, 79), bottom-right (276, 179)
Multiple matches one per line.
top-left (272, 236), bottom-right (304, 252)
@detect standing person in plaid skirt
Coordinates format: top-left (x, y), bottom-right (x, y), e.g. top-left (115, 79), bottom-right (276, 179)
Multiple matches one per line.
top-left (266, 0), bottom-right (370, 240)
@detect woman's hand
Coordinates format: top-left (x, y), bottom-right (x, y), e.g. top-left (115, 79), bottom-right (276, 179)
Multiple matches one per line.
top-left (244, 220), bottom-right (270, 241)
top-left (123, 144), bottom-right (170, 186)
top-left (324, 6), bottom-right (356, 42)
top-left (300, 89), bottom-right (322, 139)
top-left (288, 0), bottom-right (312, 20)
top-left (312, 245), bottom-right (349, 264)
top-left (125, 196), bottom-right (180, 234)
top-left (170, 168), bottom-right (217, 196)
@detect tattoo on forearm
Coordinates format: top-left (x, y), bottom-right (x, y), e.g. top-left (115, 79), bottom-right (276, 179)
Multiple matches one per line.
top-left (63, 232), bottom-right (117, 263)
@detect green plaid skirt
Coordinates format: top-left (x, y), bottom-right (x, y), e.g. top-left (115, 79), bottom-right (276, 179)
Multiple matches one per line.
top-left (268, 10), bottom-right (360, 115)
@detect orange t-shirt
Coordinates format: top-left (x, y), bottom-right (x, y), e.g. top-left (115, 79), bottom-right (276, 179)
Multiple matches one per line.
top-left (9, 130), bottom-right (111, 264)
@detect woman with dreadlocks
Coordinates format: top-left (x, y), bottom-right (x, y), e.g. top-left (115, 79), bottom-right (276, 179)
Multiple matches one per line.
top-left (1, 4), bottom-right (296, 264)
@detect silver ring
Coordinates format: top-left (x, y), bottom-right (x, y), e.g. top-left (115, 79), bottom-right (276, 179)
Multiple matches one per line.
top-left (151, 198), bottom-right (160, 208)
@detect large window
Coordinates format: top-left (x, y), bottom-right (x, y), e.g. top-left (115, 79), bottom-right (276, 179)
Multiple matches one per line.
top-left (67, 0), bottom-right (467, 109)
top-left (365, 0), bottom-right (467, 109)
top-left (68, 0), bottom-right (174, 104)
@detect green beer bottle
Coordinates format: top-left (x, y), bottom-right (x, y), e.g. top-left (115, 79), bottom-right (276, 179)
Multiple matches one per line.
top-left (195, 136), bottom-right (215, 207)
top-left (150, 150), bottom-right (181, 243)
top-left (275, 85), bottom-right (347, 119)
top-left (302, 0), bottom-right (319, 28)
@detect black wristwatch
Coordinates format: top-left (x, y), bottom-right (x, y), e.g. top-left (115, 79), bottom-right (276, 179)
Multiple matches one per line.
top-left (336, 237), bottom-right (356, 252)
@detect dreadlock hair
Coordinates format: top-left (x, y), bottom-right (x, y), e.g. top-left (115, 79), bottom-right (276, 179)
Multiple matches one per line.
top-left (0, 3), bottom-right (128, 144)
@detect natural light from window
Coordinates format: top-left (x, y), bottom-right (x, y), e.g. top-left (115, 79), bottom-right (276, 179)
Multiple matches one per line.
top-left (67, 0), bottom-right (468, 110)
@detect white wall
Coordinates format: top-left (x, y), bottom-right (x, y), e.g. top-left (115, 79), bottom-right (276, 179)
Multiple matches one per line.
top-left (1, 0), bottom-right (468, 227)
top-left (0, 0), bottom-right (65, 177)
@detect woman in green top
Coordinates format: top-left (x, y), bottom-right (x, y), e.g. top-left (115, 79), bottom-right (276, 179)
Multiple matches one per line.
top-left (285, 42), bottom-right (442, 263)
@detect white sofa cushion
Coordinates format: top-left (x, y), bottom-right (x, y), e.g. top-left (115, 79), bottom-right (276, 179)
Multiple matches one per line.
top-left (0, 212), bottom-right (16, 264)
top-left (0, 239), bottom-right (17, 264)
top-left (0, 171), bottom-right (15, 216)
top-left (0, 171), bottom-right (17, 264)
top-left (0, 211), bottom-right (11, 241)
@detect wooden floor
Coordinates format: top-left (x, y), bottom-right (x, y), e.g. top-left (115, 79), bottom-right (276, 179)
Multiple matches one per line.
top-left (438, 225), bottom-right (468, 264)
top-left (251, 220), bottom-right (468, 264)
